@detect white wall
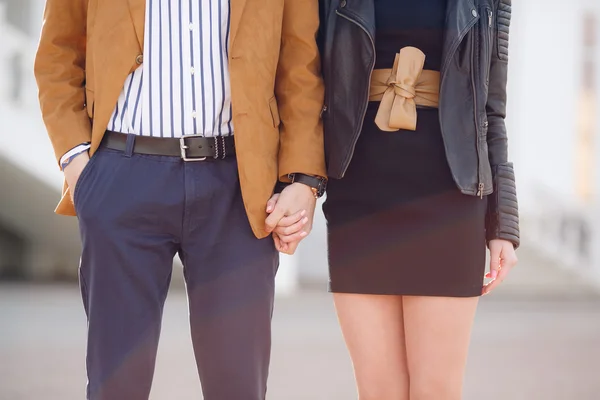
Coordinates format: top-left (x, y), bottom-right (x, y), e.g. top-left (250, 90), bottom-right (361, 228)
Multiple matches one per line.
top-left (518, 0), bottom-right (600, 286)
top-left (508, 0), bottom-right (592, 211)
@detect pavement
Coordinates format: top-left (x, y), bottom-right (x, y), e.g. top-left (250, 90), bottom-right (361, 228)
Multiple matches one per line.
top-left (1, 246), bottom-right (600, 400)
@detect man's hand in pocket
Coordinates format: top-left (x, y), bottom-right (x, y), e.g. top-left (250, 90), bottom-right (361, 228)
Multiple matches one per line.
top-left (64, 152), bottom-right (90, 203)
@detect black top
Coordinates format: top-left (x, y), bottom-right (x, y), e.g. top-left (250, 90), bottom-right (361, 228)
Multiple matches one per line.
top-left (374, 0), bottom-right (447, 71)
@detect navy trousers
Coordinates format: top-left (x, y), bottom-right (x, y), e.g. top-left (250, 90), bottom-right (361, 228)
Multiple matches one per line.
top-left (73, 135), bottom-right (278, 400)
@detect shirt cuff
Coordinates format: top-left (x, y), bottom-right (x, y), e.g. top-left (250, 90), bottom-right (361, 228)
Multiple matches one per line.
top-left (60, 143), bottom-right (91, 170)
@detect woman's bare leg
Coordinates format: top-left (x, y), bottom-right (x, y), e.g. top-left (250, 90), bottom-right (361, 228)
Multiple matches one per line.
top-left (402, 295), bottom-right (479, 400)
top-left (333, 293), bottom-right (410, 400)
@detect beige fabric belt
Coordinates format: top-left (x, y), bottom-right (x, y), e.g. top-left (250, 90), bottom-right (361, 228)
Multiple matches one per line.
top-left (369, 46), bottom-right (440, 132)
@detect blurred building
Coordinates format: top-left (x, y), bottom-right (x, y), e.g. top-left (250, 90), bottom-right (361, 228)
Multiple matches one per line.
top-left (0, 0), bottom-right (82, 280)
top-left (1, 0), bottom-right (600, 287)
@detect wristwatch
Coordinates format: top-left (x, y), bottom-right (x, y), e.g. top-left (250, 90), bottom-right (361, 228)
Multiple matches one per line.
top-left (288, 173), bottom-right (327, 198)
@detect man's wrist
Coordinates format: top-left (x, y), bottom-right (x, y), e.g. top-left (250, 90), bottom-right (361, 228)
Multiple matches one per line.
top-left (274, 181), bottom-right (291, 194)
top-left (60, 143), bottom-right (91, 171)
top-left (287, 173), bottom-right (327, 198)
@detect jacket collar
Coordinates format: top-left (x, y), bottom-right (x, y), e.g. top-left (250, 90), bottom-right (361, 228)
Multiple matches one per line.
top-left (337, 0), bottom-right (478, 52)
top-left (444, 0), bottom-right (479, 47)
top-left (127, 0), bottom-right (248, 50)
top-left (337, 0), bottom-right (376, 40)
top-left (441, 0), bottom-right (479, 74)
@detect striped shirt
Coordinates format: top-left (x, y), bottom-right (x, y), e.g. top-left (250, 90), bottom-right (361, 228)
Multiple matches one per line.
top-left (60, 0), bottom-right (233, 168)
top-left (109, 0), bottom-right (232, 138)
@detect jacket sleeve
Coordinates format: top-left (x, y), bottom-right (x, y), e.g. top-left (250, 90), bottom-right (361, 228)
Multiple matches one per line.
top-left (485, 0), bottom-right (519, 248)
top-left (34, 0), bottom-right (92, 166)
top-left (275, 0), bottom-right (327, 181)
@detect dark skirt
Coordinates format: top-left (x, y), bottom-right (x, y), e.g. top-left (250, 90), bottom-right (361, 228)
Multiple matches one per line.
top-left (323, 105), bottom-right (487, 297)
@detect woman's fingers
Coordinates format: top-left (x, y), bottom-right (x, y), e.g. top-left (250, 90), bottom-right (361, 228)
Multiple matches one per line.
top-left (482, 270), bottom-right (503, 295)
top-left (482, 240), bottom-right (518, 295)
top-left (274, 216), bottom-right (309, 236)
top-left (271, 208), bottom-right (311, 252)
top-left (273, 232), bottom-right (288, 252)
top-left (277, 228), bottom-right (309, 244)
top-left (277, 210), bottom-right (307, 227)
top-left (487, 241), bottom-right (502, 280)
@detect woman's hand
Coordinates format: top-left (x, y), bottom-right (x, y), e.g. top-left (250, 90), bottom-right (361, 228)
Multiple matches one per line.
top-left (482, 239), bottom-right (518, 295)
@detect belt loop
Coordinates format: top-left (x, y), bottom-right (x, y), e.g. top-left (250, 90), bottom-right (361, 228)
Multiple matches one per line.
top-left (124, 134), bottom-right (136, 158)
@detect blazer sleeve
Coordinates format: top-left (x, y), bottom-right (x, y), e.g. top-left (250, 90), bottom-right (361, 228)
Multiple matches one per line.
top-left (485, 0), bottom-right (520, 248)
top-left (275, 0), bottom-right (327, 181)
top-left (34, 0), bottom-right (92, 166)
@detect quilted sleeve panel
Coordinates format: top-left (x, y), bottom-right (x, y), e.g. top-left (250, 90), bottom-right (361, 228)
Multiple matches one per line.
top-left (486, 162), bottom-right (520, 248)
top-left (496, 0), bottom-right (511, 61)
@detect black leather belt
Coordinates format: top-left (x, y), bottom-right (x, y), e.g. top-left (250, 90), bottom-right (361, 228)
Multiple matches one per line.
top-left (101, 130), bottom-right (235, 161)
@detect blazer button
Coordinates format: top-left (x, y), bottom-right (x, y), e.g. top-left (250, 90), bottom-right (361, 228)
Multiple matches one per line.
top-left (135, 54), bottom-right (143, 64)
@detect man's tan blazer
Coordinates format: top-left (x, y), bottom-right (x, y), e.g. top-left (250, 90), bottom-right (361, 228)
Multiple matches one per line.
top-left (35, 0), bottom-right (326, 238)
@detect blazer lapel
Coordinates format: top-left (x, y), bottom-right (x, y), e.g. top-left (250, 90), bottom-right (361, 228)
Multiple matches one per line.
top-left (229, 0), bottom-right (248, 50)
top-left (128, 0), bottom-right (146, 49)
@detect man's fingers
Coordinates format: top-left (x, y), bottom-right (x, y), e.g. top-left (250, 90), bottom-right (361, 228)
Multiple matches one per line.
top-left (277, 210), bottom-right (307, 227)
top-left (266, 194), bottom-right (280, 213)
top-left (265, 205), bottom-right (286, 232)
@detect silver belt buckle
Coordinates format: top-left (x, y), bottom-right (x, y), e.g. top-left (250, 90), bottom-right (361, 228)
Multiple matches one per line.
top-left (179, 135), bottom-right (207, 161)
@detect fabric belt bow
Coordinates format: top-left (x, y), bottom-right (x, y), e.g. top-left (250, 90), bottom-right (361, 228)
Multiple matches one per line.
top-left (369, 46), bottom-right (440, 132)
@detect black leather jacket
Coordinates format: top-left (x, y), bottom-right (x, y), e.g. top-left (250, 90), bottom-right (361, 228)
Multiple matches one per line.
top-left (319, 0), bottom-right (520, 247)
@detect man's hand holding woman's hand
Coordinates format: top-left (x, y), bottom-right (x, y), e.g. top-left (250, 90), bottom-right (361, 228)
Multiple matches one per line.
top-left (265, 183), bottom-right (317, 255)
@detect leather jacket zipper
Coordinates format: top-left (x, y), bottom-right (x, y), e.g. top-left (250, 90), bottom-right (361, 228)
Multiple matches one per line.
top-left (439, 9), bottom-right (481, 197)
top-left (320, 104), bottom-right (328, 118)
top-left (477, 9), bottom-right (493, 198)
top-left (470, 12), bottom-right (485, 199)
top-left (478, 10), bottom-right (493, 198)
top-left (335, 9), bottom-right (376, 178)
top-left (472, 35), bottom-right (484, 199)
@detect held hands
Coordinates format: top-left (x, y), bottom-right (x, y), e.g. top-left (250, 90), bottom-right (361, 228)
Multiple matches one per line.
top-left (63, 152), bottom-right (90, 203)
top-left (265, 183), bottom-right (317, 255)
top-left (482, 239), bottom-right (518, 295)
